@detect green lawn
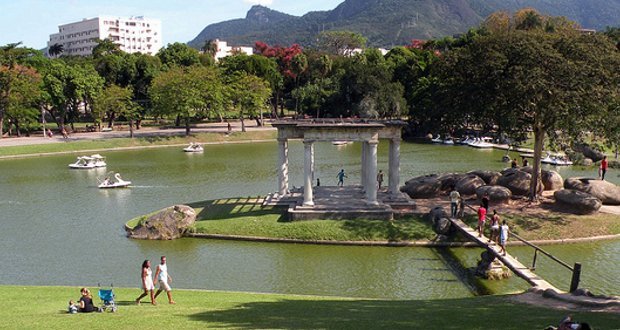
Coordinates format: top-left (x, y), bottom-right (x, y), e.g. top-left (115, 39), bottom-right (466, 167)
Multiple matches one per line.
top-left (2, 286), bottom-right (618, 329)
top-left (0, 131), bottom-right (276, 157)
top-left (126, 197), bottom-right (436, 242)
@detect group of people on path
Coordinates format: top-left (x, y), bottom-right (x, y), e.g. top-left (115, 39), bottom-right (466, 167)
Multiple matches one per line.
top-left (450, 187), bottom-right (509, 256)
top-left (136, 255), bottom-right (175, 305)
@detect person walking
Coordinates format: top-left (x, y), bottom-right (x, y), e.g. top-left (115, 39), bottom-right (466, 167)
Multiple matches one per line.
top-left (481, 192), bottom-right (490, 211)
top-left (154, 256), bottom-right (176, 304)
top-left (499, 220), bottom-right (509, 256)
top-left (136, 260), bottom-right (156, 305)
top-left (489, 210), bottom-right (500, 244)
top-left (337, 169), bottom-right (347, 187)
top-left (449, 186), bottom-right (461, 218)
top-left (477, 204), bottom-right (487, 238)
top-left (376, 170), bottom-right (384, 190)
top-left (600, 156), bottom-right (608, 180)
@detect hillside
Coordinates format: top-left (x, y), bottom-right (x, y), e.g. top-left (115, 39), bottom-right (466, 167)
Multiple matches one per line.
top-left (188, 0), bottom-right (620, 48)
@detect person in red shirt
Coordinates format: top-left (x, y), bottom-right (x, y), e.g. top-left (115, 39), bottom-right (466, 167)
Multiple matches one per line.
top-left (477, 204), bottom-right (487, 238)
top-left (600, 156), bottom-right (608, 180)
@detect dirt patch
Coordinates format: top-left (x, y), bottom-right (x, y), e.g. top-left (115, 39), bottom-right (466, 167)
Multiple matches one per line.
top-left (409, 192), bottom-right (620, 241)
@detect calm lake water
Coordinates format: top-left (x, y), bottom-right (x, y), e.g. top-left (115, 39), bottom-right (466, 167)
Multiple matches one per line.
top-left (0, 141), bottom-right (618, 299)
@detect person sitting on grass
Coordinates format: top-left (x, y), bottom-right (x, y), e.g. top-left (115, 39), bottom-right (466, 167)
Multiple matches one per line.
top-left (73, 288), bottom-right (98, 313)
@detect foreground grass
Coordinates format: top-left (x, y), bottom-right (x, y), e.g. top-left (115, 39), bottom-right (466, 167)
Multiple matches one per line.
top-left (127, 198), bottom-right (435, 241)
top-left (2, 286), bottom-right (618, 329)
top-left (0, 130), bottom-right (276, 157)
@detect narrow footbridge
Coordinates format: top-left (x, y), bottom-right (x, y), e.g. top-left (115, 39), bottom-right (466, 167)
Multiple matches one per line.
top-left (449, 217), bottom-right (562, 292)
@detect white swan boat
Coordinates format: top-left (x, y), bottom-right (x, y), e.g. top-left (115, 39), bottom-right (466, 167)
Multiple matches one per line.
top-left (430, 135), bottom-right (442, 143)
top-left (183, 142), bottom-right (204, 152)
top-left (332, 140), bottom-right (352, 146)
top-left (541, 154), bottom-right (573, 166)
top-left (468, 137), bottom-right (494, 149)
top-left (69, 154), bottom-right (107, 169)
top-left (98, 173), bottom-right (132, 189)
top-left (442, 137), bottom-right (455, 145)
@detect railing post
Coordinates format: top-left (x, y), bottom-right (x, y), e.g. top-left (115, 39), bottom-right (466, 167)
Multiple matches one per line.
top-left (531, 249), bottom-right (538, 270)
top-left (569, 262), bottom-right (582, 293)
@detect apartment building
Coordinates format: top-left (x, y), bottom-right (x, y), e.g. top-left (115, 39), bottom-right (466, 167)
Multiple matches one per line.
top-left (47, 16), bottom-right (162, 57)
top-left (213, 39), bottom-right (253, 61)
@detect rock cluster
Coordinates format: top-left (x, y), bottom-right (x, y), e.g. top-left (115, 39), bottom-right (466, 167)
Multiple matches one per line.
top-left (127, 205), bottom-right (196, 240)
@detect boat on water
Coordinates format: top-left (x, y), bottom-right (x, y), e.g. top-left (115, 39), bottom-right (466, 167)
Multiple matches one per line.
top-left (68, 154), bottom-right (107, 169)
top-left (442, 137), bottom-right (455, 145)
top-left (98, 173), bottom-right (131, 189)
top-left (430, 135), bottom-right (442, 143)
top-left (468, 137), bottom-right (494, 149)
top-left (541, 153), bottom-right (573, 166)
top-left (332, 140), bottom-right (352, 146)
top-left (183, 142), bottom-right (204, 152)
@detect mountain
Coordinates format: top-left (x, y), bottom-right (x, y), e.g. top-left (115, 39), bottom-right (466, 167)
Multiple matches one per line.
top-left (188, 0), bottom-right (620, 48)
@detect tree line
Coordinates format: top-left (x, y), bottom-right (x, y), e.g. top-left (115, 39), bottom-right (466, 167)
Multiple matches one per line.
top-left (1, 9), bottom-right (619, 197)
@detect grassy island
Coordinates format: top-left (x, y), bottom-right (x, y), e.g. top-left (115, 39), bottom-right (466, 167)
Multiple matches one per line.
top-left (126, 197), bottom-right (620, 244)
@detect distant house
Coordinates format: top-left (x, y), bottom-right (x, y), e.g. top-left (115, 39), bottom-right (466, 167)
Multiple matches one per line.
top-left (212, 39), bottom-right (253, 61)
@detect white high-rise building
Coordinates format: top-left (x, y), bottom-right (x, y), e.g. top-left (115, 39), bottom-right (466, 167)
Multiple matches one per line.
top-left (47, 16), bottom-right (162, 57)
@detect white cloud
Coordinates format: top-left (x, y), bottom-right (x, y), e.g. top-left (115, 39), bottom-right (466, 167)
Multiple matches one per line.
top-left (243, 0), bottom-right (273, 6)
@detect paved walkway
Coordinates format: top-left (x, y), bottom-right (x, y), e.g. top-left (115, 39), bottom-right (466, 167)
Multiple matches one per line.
top-left (0, 121), bottom-right (276, 147)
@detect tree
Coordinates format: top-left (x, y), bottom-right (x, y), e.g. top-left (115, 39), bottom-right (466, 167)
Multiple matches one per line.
top-left (227, 73), bottom-right (271, 132)
top-left (2, 64), bottom-right (41, 136)
top-left (150, 65), bottom-right (220, 135)
top-left (93, 84), bottom-right (138, 136)
top-left (92, 39), bottom-right (122, 58)
top-left (48, 43), bottom-right (64, 58)
top-left (157, 43), bottom-right (200, 68)
top-left (316, 31), bottom-right (367, 56)
top-left (432, 29), bottom-right (620, 200)
top-left (0, 43), bottom-right (43, 138)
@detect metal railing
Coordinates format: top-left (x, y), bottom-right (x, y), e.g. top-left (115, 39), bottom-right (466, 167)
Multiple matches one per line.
top-left (460, 201), bottom-right (581, 292)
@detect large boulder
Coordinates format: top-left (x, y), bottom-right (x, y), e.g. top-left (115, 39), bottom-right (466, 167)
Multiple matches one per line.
top-left (401, 174), bottom-right (442, 199)
top-left (542, 170), bottom-right (563, 191)
top-left (455, 174), bottom-right (486, 195)
top-left (498, 170), bottom-right (532, 196)
top-left (564, 177), bottom-right (620, 205)
top-left (437, 173), bottom-right (467, 193)
top-left (475, 185), bottom-right (512, 205)
top-left (554, 189), bottom-right (602, 214)
top-left (427, 206), bottom-right (453, 235)
top-left (467, 170), bottom-right (501, 185)
top-left (574, 144), bottom-right (605, 162)
top-left (127, 205), bottom-right (196, 240)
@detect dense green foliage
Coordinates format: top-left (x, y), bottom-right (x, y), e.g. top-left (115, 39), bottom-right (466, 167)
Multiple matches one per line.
top-left (188, 0), bottom-right (620, 48)
top-left (3, 285), bottom-right (620, 329)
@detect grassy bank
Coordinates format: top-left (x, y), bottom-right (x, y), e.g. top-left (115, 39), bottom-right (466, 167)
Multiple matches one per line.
top-left (127, 198), bottom-right (436, 241)
top-left (0, 130), bottom-right (277, 157)
top-left (2, 285), bottom-right (618, 329)
top-left (127, 197), bottom-right (620, 243)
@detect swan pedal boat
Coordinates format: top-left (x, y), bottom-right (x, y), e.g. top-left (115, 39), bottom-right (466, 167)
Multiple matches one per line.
top-left (541, 155), bottom-right (573, 166)
top-left (183, 143), bottom-right (204, 152)
top-left (69, 154), bottom-right (107, 169)
top-left (98, 173), bottom-right (131, 189)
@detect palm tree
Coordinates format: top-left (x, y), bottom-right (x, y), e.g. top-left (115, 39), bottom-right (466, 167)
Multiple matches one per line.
top-left (48, 43), bottom-right (64, 57)
top-left (201, 39), bottom-right (218, 59)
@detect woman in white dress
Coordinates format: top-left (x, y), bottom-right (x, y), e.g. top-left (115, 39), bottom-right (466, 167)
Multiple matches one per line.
top-left (135, 259), bottom-right (156, 305)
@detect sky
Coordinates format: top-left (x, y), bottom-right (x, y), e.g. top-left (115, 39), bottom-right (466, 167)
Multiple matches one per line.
top-left (0, 0), bottom-right (344, 49)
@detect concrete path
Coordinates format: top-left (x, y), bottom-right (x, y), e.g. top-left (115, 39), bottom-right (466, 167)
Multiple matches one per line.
top-left (0, 121), bottom-right (276, 147)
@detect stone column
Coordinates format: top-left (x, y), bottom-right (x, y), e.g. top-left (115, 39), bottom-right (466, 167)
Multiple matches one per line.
top-left (277, 138), bottom-right (289, 196)
top-left (366, 140), bottom-right (379, 205)
top-left (361, 141), bottom-right (367, 191)
top-left (303, 140), bottom-right (315, 206)
top-left (310, 142), bottom-right (315, 182)
top-left (389, 138), bottom-right (401, 196)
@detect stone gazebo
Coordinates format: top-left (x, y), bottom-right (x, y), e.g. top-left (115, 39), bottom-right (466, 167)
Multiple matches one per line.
top-left (267, 119), bottom-right (415, 221)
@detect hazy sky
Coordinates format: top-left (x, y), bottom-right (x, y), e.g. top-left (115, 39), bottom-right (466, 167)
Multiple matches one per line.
top-left (0, 0), bottom-right (343, 49)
